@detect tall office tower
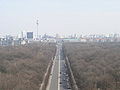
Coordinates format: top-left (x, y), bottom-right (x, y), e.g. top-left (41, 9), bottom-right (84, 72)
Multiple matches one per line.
top-left (27, 32), bottom-right (33, 39)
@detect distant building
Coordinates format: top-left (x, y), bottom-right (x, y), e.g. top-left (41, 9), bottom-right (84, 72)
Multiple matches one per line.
top-left (27, 32), bottom-right (33, 39)
top-left (21, 40), bottom-right (27, 45)
top-left (80, 38), bottom-right (87, 42)
top-left (63, 38), bottom-right (80, 42)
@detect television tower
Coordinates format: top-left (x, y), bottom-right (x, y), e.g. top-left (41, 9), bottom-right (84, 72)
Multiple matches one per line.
top-left (36, 19), bottom-right (39, 39)
top-left (21, 31), bottom-right (23, 39)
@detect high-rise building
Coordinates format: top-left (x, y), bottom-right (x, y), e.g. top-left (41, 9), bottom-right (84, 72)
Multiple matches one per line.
top-left (27, 32), bottom-right (33, 39)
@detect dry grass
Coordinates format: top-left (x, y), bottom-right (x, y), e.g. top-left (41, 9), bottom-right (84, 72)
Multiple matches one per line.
top-left (0, 42), bottom-right (56, 90)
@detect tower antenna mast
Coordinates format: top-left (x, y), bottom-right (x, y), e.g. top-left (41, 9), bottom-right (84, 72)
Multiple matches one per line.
top-left (36, 19), bottom-right (39, 39)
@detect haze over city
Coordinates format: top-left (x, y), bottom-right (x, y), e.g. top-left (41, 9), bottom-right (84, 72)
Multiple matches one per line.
top-left (0, 0), bottom-right (120, 36)
top-left (0, 1), bottom-right (120, 90)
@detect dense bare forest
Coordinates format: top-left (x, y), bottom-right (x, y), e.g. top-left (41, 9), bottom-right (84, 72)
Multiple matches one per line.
top-left (0, 42), bottom-right (56, 90)
top-left (63, 42), bottom-right (120, 90)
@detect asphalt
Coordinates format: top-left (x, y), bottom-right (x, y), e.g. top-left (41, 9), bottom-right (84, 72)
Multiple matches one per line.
top-left (47, 43), bottom-right (71, 90)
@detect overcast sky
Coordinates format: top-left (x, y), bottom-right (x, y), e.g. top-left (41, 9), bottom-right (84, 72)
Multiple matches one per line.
top-left (0, 0), bottom-right (120, 36)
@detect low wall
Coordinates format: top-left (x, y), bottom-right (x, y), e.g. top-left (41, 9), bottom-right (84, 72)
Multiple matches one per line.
top-left (65, 56), bottom-right (79, 90)
top-left (39, 58), bottom-right (54, 90)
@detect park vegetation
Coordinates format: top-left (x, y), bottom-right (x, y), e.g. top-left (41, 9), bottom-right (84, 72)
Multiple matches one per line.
top-left (63, 42), bottom-right (120, 90)
top-left (0, 42), bottom-right (56, 90)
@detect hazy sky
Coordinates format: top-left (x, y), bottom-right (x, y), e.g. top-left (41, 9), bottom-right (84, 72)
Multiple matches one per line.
top-left (0, 0), bottom-right (120, 36)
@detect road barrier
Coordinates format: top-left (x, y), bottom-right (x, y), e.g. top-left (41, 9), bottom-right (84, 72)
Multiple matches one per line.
top-left (65, 56), bottom-right (79, 90)
top-left (39, 57), bottom-right (54, 90)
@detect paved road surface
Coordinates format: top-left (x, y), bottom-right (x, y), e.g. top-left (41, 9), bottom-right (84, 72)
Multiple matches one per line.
top-left (47, 43), bottom-right (71, 90)
top-left (59, 44), bottom-right (71, 90)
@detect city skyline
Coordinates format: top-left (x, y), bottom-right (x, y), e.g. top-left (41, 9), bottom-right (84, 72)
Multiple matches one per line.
top-left (0, 0), bottom-right (120, 36)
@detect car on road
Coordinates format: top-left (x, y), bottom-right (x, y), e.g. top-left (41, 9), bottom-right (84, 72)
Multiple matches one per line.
top-left (59, 81), bottom-right (62, 84)
top-left (67, 86), bottom-right (71, 89)
top-left (63, 78), bottom-right (66, 81)
top-left (63, 73), bottom-right (66, 75)
top-left (66, 74), bottom-right (68, 77)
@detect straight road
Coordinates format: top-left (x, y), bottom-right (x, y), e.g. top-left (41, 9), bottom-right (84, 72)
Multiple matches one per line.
top-left (47, 44), bottom-right (59, 90)
top-left (47, 43), bottom-right (71, 90)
